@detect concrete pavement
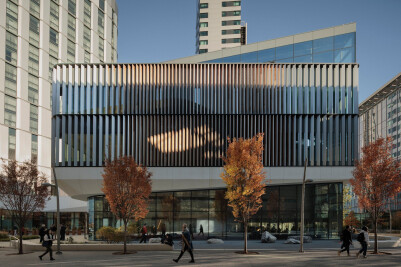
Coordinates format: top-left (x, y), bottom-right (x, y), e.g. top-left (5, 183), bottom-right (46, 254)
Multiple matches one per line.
top-left (1, 240), bottom-right (401, 266)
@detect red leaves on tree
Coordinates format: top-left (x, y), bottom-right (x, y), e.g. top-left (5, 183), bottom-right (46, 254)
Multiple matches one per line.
top-left (351, 137), bottom-right (401, 253)
top-left (102, 156), bottom-right (152, 222)
top-left (101, 156), bottom-right (152, 253)
top-left (0, 160), bottom-right (49, 254)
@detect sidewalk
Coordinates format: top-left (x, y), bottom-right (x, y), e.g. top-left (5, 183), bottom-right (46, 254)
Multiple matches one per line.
top-left (1, 240), bottom-right (400, 267)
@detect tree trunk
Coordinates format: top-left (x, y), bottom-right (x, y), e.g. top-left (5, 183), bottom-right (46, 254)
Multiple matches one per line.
top-left (19, 228), bottom-right (23, 254)
top-left (124, 221), bottom-right (127, 254)
top-left (244, 220), bottom-right (248, 254)
top-left (374, 217), bottom-right (378, 254)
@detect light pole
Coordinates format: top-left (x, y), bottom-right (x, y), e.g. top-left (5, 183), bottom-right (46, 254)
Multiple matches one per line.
top-left (41, 167), bottom-right (62, 255)
top-left (299, 158), bottom-right (313, 253)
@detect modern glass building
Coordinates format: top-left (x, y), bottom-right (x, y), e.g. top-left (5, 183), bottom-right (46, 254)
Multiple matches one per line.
top-left (52, 62), bottom-right (359, 239)
top-left (358, 72), bottom-right (401, 226)
top-left (169, 23), bottom-right (356, 64)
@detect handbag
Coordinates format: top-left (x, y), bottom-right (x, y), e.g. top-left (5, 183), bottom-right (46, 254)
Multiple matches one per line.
top-left (42, 240), bottom-right (49, 247)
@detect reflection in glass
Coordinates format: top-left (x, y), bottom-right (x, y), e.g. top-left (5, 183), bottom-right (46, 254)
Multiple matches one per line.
top-left (334, 33), bottom-right (355, 50)
top-left (313, 36), bottom-right (333, 53)
top-left (313, 51), bottom-right (334, 63)
top-left (334, 47), bottom-right (354, 63)
top-left (276, 58), bottom-right (294, 63)
top-left (294, 55), bottom-right (312, 63)
top-left (258, 48), bottom-right (275, 62)
top-left (241, 51), bottom-right (258, 62)
top-left (294, 41), bottom-right (312, 57)
top-left (223, 55), bottom-right (241, 63)
top-left (276, 44), bottom-right (293, 60)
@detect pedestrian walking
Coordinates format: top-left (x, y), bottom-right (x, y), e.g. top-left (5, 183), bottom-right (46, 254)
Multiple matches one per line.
top-left (356, 226), bottom-right (369, 258)
top-left (60, 224), bottom-right (66, 241)
top-left (139, 223), bottom-right (147, 243)
top-left (198, 224), bottom-right (204, 237)
top-left (189, 224), bottom-right (194, 240)
top-left (161, 223), bottom-right (166, 237)
top-left (50, 224), bottom-right (57, 239)
top-left (38, 229), bottom-right (55, 261)
top-left (338, 225), bottom-right (352, 256)
top-left (173, 223), bottom-right (195, 263)
top-left (39, 224), bottom-right (46, 243)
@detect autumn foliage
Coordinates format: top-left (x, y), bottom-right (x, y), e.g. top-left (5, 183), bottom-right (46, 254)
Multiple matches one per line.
top-left (221, 133), bottom-right (266, 253)
top-left (344, 211), bottom-right (360, 228)
top-left (0, 160), bottom-right (49, 254)
top-left (101, 156), bottom-right (152, 254)
top-left (351, 137), bottom-right (401, 253)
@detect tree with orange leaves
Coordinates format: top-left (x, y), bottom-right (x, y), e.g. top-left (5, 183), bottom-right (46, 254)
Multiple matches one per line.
top-left (101, 156), bottom-right (152, 254)
top-left (344, 211), bottom-right (360, 228)
top-left (351, 137), bottom-right (401, 254)
top-left (221, 133), bottom-right (266, 254)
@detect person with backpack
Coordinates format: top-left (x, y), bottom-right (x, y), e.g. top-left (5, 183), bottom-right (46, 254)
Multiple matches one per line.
top-left (39, 229), bottom-right (55, 261)
top-left (139, 223), bottom-right (147, 243)
top-left (338, 225), bottom-right (352, 256)
top-left (356, 226), bottom-right (369, 258)
top-left (173, 223), bottom-right (195, 263)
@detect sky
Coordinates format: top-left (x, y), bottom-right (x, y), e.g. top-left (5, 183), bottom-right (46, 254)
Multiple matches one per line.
top-left (116, 0), bottom-right (401, 103)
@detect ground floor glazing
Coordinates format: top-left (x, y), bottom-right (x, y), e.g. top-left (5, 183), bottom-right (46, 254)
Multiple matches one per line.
top-left (88, 182), bottom-right (343, 240)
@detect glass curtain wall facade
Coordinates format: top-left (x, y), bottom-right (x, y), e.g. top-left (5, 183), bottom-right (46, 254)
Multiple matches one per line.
top-left (52, 63), bottom-right (359, 168)
top-left (88, 183), bottom-right (343, 240)
top-left (204, 32), bottom-right (355, 63)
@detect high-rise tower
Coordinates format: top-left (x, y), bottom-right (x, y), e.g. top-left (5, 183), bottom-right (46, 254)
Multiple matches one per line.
top-left (196, 0), bottom-right (246, 54)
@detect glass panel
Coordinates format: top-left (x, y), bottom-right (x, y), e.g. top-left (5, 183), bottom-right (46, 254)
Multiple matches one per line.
top-left (199, 3), bottom-right (208, 8)
top-left (50, 1), bottom-right (59, 29)
top-left (49, 28), bottom-right (59, 57)
top-left (30, 104), bottom-right (39, 133)
top-left (28, 74), bottom-right (39, 104)
top-left (5, 32), bottom-right (18, 65)
top-left (313, 51), bottom-right (334, 63)
top-left (334, 33), bottom-right (355, 50)
top-left (241, 51), bottom-right (258, 63)
top-left (199, 22), bottom-right (208, 28)
top-left (276, 58), bottom-right (294, 63)
top-left (99, 37), bottom-right (104, 61)
top-left (5, 63), bottom-right (17, 96)
top-left (313, 36), bottom-right (333, 53)
top-left (68, 14), bottom-right (76, 41)
top-left (223, 55), bottom-right (241, 62)
top-left (334, 47), bottom-right (354, 63)
top-left (174, 191), bottom-right (191, 212)
top-left (258, 48), bottom-right (275, 63)
top-left (98, 9), bottom-right (104, 36)
top-left (199, 40), bottom-right (208, 45)
top-left (67, 39), bottom-right (75, 63)
top-left (31, 134), bottom-right (38, 161)
top-left (84, 0), bottom-right (91, 26)
top-left (49, 55), bottom-right (58, 80)
top-left (294, 41), bottom-right (312, 57)
top-left (199, 13), bottom-right (208, 18)
top-left (276, 44), bottom-right (293, 60)
top-left (5, 96), bottom-right (17, 127)
top-left (83, 26), bottom-right (91, 51)
top-left (6, 1), bottom-right (18, 34)
top-left (28, 45), bottom-right (39, 75)
top-left (199, 31), bottom-right (208, 36)
top-left (68, 0), bottom-right (76, 15)
top-left (9, 128), bottom-right (16, 160)
top-left (29, 15), bottom-right (40, 47)
top-left (294, 55), bottom-right (312, 63)
top-left (30, 0), bottom-right (40, 18)
top-left (99, 0), bottom-right (105, 10)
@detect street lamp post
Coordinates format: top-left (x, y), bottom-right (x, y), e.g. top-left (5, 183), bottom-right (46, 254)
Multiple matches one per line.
top-left (41, 168), bottom-right (62, 255)
top-left (299, 158), bottom-right (313, 253)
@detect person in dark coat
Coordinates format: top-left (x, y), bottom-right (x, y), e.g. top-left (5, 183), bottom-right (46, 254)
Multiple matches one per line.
top-left (60, 224), bottom-right (66, 241)
top-left (198, 224), bottom-right (204, 237)
top-left (173, 223), bottom-right (195, 263)
top-left (39, 224), bottom-right (46, 243)
top-left (50, 224), bottom-right (57, 239)
top-left (39, 229), bottom-right (55, 261)
top-left (338, 225), bottom-right (352, 256)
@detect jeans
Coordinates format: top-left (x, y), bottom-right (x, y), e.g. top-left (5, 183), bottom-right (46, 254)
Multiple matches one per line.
top-left (40, 246), bottom-right (53, 259)
top-left (340, 242), bottom-right (350, 254)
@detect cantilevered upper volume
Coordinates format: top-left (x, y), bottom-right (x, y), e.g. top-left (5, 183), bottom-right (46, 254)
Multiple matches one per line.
top-left (172, 23), bottom-right (356, 64)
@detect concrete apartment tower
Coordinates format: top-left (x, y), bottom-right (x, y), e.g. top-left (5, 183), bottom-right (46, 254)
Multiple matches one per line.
top-left (0, 0), bottom-right (118, 180)
top-left (196, 0), bottom-right (246, 54)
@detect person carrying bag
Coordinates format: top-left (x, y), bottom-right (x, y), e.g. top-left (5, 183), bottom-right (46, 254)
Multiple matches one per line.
top-left (173, 223), bottom-right (195, 263)
top-left (39, 229), bottom-right (55, 261)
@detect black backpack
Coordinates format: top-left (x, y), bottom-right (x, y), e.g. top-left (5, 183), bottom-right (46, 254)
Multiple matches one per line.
top-left (357, 232), bottom-right (365, 242)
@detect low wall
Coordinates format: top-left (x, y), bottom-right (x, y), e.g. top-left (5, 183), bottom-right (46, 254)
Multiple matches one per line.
top-left (11, 240), bottom-right (173, 251)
